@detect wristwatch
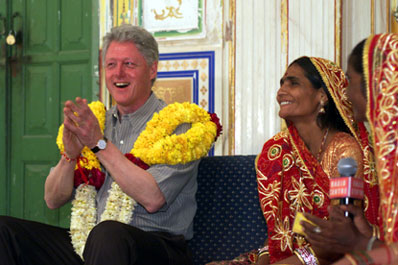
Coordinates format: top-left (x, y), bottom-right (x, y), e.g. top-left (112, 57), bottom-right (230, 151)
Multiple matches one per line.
top-left (91, 137), bottom-right (108, 153)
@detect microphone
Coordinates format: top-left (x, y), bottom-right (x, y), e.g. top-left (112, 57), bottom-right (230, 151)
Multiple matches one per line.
top-left (329, 158), bottom-right (364, 218)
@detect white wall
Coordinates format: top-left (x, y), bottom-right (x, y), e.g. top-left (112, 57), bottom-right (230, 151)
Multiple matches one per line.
top-left (232, 0), bottom-right (389, 155)
top-left (341, 0), bottom-right (389, 70)
top-left (234, 0), bottom-right (285, 155)
top-left (99, 0), bottom-right (392, 156)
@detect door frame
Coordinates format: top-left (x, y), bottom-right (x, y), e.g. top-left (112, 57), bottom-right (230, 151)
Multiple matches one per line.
top-left (0, 0), bottom-right (10, 215)
top-left (91, 0), bottom-right (99, 100)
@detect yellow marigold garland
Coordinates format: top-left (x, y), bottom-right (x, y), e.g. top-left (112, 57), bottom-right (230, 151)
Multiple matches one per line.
top-left (56, 101), bottom-right (221, 259)
top-left (56, 101), bottom-right (106, 170)
top-left (132, 102), bottom-right (218, 165)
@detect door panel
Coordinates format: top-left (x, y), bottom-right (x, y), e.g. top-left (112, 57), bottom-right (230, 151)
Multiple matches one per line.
top-left (26, 0), bottom-right (57, 52)
top-left (25, 65), bottom-right (57, 136)
top-left (5, 0), bottom-right (97, 227)
top-left (61, 63), bottom-right (92, 106)
top-left (61, 0), bottom-right (91, 52)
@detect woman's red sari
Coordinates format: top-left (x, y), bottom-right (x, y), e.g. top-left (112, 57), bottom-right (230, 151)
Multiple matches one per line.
top-left (364, 33), bottom-right (398, 244)
top-left (256, 57), bottom-right (380, 263)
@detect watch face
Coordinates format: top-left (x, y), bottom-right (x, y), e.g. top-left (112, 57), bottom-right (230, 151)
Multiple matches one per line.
top-left (98, 139), bottom-right (107, 149)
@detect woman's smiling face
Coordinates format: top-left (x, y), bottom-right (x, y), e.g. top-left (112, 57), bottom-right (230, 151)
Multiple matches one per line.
top-left (276, 63), bottom-right (324, 124)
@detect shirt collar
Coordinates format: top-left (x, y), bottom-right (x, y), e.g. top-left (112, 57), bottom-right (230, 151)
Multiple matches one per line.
top-left (109, 93), bottom-right (160, 127)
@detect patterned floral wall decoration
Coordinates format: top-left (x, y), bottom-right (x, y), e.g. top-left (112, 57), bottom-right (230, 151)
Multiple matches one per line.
top-left (139, 0), bottom-right (205, 40)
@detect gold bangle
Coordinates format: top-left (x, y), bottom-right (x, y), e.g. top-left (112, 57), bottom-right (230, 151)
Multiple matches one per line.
top-left (294, 246), bottom-right (319, 265)
top-left (307, 246), bottom-right (320, 265)
top-left (344, 253), bottom-right (358, 265)
top-left (258, 250), bottom-right (269, 258)
top-left (372, 224), bottom-right (380, 239)
top-left (293, 249), bottom-right (306, 265)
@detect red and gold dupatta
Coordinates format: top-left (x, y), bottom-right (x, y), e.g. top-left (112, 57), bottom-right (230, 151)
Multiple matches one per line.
top-left (256, 57), bottom-right (379, 263)
top-left (364, 33), bottom-right (398, 243)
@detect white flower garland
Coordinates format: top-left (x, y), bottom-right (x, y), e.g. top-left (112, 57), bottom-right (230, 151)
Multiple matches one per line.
top-left (70, 182), bottom-right (136, 258)
top-left (59, 101), bottom-right (220, 259)
top-left (70, 185), bottom-right (97, 257)
top-left (100, 182), bottom-right (136, 223)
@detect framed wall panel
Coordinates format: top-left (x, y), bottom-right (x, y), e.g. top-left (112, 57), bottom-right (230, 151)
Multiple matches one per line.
top-left (154, 51), bottom-right (218, 155)
top-left (139, 0), bottom-right (205, 40)
top-left (155, 51), bottom-right (215, 112)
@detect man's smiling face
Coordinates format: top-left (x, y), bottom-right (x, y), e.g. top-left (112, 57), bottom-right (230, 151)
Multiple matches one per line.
top-left (104, 41), bottom-right (157, 114)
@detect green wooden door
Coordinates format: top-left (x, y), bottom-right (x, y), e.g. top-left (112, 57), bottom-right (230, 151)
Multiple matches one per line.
top-left (0, 0), bottom-right (7, 215)
top-left (0, 0), bottom-right (99, 228)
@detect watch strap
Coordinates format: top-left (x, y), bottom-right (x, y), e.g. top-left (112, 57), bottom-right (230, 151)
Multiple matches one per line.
top-left (91, 137), bottom-right (107, 153)
top-left (91, 146), bottom-right (100, 153)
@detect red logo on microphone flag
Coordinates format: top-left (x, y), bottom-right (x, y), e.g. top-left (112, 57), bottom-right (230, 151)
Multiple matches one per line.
top-left (329, 177), bottom-right (364, 199)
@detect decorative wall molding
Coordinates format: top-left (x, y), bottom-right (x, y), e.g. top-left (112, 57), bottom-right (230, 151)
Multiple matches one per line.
top-left (113, 0), bottom-right (134, 26)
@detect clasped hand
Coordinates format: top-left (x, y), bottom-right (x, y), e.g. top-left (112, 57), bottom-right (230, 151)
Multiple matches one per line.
top-left (62, 97), bottom-right (103, 159)
top-left (301, 205), bottom-right (372, 259)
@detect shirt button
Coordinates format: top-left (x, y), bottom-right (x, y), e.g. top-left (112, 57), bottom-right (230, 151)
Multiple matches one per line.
top-left (120, 140), bottom-right (124, 144)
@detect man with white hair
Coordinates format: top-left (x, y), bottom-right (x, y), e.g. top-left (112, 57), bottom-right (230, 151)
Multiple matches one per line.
top-left (0, 24), bottom-right (201, 265)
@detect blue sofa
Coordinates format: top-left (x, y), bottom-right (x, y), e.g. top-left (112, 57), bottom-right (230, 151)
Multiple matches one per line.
top-left (188, 155), bottom-right (268, 265)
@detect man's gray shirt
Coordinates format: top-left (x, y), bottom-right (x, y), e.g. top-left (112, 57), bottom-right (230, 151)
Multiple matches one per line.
top-left (95, 94), bottom-right (199, 240)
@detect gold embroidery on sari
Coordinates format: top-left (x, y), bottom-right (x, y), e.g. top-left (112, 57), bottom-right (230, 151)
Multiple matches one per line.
top-left (365, 33), bottom-right (398, 242)
top-left (287, 177), bottom-right (313, 213)
top-left (268, 144), bottom-right (282, 160)
top-left (258, 180), bottom-right (281, 222)
top-left (282, 153), bottom-right (294, 172)
top-left (271, 216), bottom-right (293, 252)
top-left (312, 190), bottom-right (325, 208)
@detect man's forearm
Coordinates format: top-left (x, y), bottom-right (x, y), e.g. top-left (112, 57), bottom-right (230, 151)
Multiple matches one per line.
top-left (44, 156), bottom-right (75, 209)
top-left (96, 141), bottom-right (165, 213)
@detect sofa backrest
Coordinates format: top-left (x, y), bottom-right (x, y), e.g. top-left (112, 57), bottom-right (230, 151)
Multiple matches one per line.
top-left (189, 155), bottom-right (267, 265)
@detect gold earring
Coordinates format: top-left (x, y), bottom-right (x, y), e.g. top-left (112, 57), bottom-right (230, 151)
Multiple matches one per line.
top-left (319, 101), bottom-right (325, 114)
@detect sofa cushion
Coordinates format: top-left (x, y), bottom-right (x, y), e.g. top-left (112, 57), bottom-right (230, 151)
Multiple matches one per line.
top-left (189, 155), bottom-right (267, 265)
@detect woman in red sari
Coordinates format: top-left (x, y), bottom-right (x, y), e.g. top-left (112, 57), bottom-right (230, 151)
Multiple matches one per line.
top-left (331, 33), bottom-right (398, 265)
top-left (255, 56), bottom-right (380, 264)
